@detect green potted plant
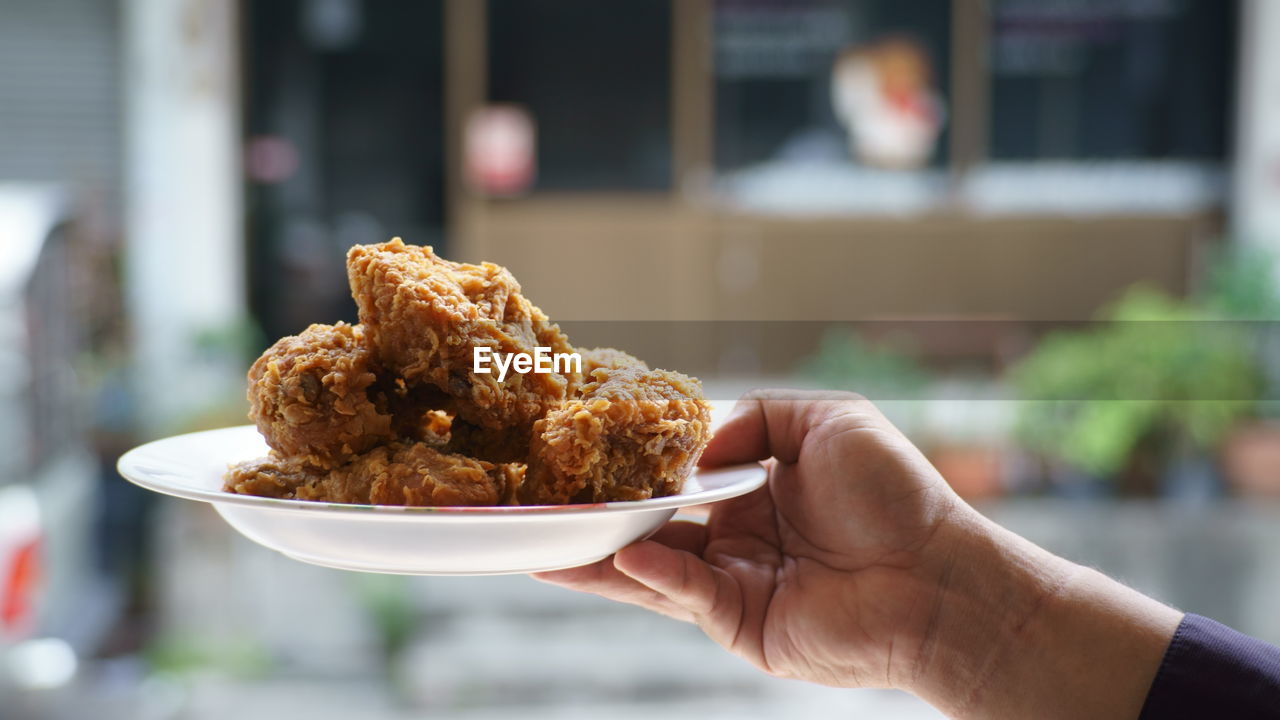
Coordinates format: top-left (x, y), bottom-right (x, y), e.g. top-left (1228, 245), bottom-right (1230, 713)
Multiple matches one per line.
top-left (1203, 246), bottom-right (1280, 497)
top-left (1011, 286), bottom-right (1262, 497)
top-left (799, 327), bottom-right (929, 400)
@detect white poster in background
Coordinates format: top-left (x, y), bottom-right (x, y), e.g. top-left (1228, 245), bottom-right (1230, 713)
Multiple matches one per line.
top-left (1235, 0), bottom-right (1280, 254)
top-left (1233, 0), bottom-right (1280, 650)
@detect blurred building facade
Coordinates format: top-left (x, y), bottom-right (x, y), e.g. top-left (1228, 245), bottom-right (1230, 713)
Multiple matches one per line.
top-left (3, 0), bottom-right (1273, 375)
top-left (219, 0), bottom-right (1270, 379)
top-left (230, 1), bottom-right (1249, 328)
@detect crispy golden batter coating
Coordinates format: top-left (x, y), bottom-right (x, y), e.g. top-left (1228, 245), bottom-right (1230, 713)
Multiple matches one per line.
top-left (521, 367), bottom-right (712, 504)
top-left (577, 347), bottom-right (648, 377)
top-left (347, 239), bottom-right (577, 432)
top-left (247, 322), bottom-right (394, 467)
top-left (299, 442), bottom-right (522, 506)
top-left (444, 419), bottom-right (530, 464)
top-left (223, 453), bottom-right (326, 499)
top-left (226, 443), bottom-right (524, 507)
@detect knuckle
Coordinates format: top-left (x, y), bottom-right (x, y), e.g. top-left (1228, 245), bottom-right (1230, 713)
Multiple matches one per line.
top-left (837, 390), bottom-right (869, 406)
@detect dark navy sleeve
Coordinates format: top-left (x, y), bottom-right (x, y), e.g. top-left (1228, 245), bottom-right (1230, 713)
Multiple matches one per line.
top-left (1140, 613), bottom-right (1280, 719)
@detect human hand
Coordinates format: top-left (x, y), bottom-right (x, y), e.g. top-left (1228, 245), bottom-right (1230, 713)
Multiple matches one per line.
top-left (534, 389), bottom-right (1181, 719)
top-left (535, 389), bottom-right (965, 688)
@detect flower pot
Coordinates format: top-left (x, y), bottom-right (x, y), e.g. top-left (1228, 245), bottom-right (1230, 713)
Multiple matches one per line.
top-left (1222, 420), bottom-right (1280, 497)
top-left (930, 445), bottom-right (1005, 500)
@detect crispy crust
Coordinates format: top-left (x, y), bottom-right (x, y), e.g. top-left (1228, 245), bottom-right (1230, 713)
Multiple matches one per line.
top-left (247, 322), bottom-right (394, 467)
top-left (223, 452), bottom-right (326, 499)
top-left (521, 367), bottom-right (712, 504)
top-left (577, 347), bottom-right (648, 378)
top-left (347, 239), bottom-right (578, 432)
top-left (225, 442), bottom-right (524, 507)
top-left (300, 442), bottom-right (522, 506)
top-left (444, 419), bottom-right (530, 465)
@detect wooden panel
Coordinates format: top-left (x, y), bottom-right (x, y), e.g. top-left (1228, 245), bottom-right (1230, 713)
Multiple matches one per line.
top-left (461, 194), bottom-right (1217, 372)
top-left (463, 194), bottom-right (715, 322)
top-left (712, 214), bottom-right (1214, 321)
top-left (671, 0), bottom-right (712, 193)
top-left (949, 0), bottom-right (991, 175)
top-left (444, 0), bottom-right (487, 255)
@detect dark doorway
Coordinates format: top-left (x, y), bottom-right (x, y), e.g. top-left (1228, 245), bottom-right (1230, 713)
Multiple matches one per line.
top-left (244, 0), bottom-right (445, 344)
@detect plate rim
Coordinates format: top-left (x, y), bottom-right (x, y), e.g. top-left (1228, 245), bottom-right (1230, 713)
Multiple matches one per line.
top-left (117, 425), bottom-right (767, 519)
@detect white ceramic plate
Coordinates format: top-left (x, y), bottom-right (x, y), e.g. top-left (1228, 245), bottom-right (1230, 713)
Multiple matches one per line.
top-left (117, 425), bottom-right (767, 576)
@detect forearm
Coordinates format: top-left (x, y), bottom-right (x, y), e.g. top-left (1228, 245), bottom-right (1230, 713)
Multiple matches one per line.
top-left (907, 510), bottom-right (1182, 719)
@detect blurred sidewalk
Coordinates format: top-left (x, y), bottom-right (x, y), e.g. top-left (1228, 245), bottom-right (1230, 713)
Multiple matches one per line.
top-left (152, 498), bottom-right (943, 720)
top-left (133, 487), bottom-right (1280, 720)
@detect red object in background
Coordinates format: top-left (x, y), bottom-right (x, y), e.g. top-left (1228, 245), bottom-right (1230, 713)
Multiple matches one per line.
top-left (930, 445), bottom-right (1006, 501)
top-left (1223, 420), bottom-right (1280, 497)
top-left (465, 105), bottom-right (536, 196)
top-left (245, 135), bottom-right (301, 184)
top-left (2, 537), bottom-right (40, 637)
top-left (0, 487), bottom-right (42, 639)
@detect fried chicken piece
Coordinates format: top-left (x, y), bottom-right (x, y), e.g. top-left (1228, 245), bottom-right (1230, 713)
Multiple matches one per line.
top-left (225, 442), bottom-right (524, 507)
top-left (444, 419), bottom-right (530, 464)
top-left (247, 322), bottom-right (394, 467)
top-left (578, 347), bottom-right (648, 377)
top-left (223, 452), bottom-right (326, 499)
top-left (371, 376), bottom-right (519, 459)
top-left (294, 442), bottom-right (523, 506)
top-left (565, 347), bottom-right (648, 397)
top-left (459, 345), bottom-right (648, 468)
top-left (520, 367), bottom-right (712, 505)
top-left (360, 443), bottom-right (521, 506)
top-left (347, 239), bottom-right (578, 432)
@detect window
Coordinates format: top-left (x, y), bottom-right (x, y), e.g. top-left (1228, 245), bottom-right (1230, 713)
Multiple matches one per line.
top-left (487, 0), bottom-right (672, 191)
top-left (989, 0), bottom-right (1235, 160)
top-left (245, 0), bottom-right (445, 339)
top-left (714, 0), bottom-right (952, 172)
top-left (708, 0), bottom-right (1237, 216)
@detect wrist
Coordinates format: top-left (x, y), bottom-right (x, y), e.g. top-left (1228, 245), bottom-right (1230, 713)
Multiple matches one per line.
top-left (893, 508), bottom-right (1072, 711)
top-left (899, 508), bottom-right (1181, 719)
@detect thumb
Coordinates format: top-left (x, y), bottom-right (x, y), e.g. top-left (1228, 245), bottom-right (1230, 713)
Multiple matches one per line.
top-left (700, 389), bottom-right (860, 468)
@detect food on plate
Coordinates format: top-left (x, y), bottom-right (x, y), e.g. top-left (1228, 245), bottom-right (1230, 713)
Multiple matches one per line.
top-left (247, 322), bottom-right (394, 468)
top-left (578, 347), bottom-right (648, 376)
top-left (521, 367), bottom-right (712, 504)
top-left (347, 238), bottom-right (578, 433)
top-left (225, 238), bottom-right (711, 507)
top-left (226, 443), bottom-right (521, 507)
top-left (225, 452), bottom-right (326, 499)
top-left (444, 419), bottom-right (530, 465)
top-left (296, 442), bottom-right (522, 506)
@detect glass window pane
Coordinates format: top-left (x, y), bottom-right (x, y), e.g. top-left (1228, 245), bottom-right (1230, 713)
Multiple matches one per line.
top-left (487, 0), bottom-right (672, 191)
top-left (714, 0), bottom-right (952, 172)
top-left (989, 0), bottom-right (1237, 160)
